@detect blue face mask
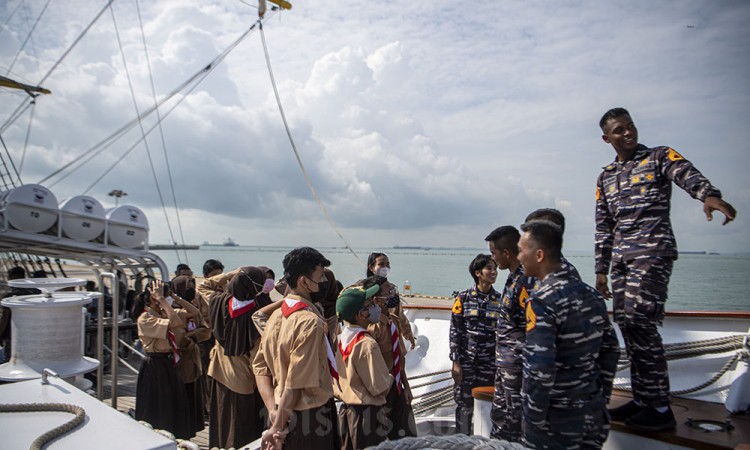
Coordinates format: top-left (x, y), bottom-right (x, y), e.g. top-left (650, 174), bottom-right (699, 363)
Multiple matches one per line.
top-left (376, 267), bottom-right (390, 278)
top-left (367, 304), bottom-right (381, 323)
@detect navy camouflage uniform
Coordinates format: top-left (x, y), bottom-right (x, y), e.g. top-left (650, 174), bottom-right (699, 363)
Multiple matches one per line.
top-left (450, 285), bottom-right (501, 434)
top-left (491, 266), bottom-right (536, 442)
top-left (523, 268), bottom-right (619, 449)
top-left (595, 144), bottom-right (722, 408)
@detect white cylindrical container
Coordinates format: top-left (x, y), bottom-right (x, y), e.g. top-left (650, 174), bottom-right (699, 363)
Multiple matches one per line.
top-left (0, 278), bottom-right (100, 382)
top-left (726, 355), bottom-right (750, 413)
top-left (472, 386), bottom-right (494, 437)
top-left (60, 195), bottom-right (106, 241)
top-left (0, 184), bottom-right (58, 233)
top-left (106, 205), bottom-right (149, 248)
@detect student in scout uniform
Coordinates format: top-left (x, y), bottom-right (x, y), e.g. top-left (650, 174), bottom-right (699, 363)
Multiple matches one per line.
top-left (484, 226), bottom-right (535, 442)
top-left (519, 221), bottom-right (619, 449)
top-left (335, 285), bottom-right (393, 450)
top-left (449, 253), bottom-right (500, 435)
top-left (253, 247), bottom-right (340, 450)
top-left (595, 108), bottom-right (736, 431)
top-left (135, 279), bottom-right (191, 439)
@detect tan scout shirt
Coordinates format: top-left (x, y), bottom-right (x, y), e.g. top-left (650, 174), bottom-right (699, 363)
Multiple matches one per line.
top-left (252, 295), bottom-right (333, 411)
top-left (368, 308), bottom-right (411, 394)
top-left (174, 309), bottom-right (210, 384)
top-left (208, 340), bottom-right (259, 395)
top-left (137, 312), bottom-right (172, 354)
top-left (196, 269), bottom-right (241, 309)
top-left (334, 325), bottom-right (392, 406)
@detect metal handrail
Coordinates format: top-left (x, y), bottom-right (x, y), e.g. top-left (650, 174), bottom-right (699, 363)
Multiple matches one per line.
top-left (97, 272), bottom-right (119, 408)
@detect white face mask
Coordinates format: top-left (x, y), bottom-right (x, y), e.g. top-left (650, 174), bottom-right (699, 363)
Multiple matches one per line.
top-left (376, 267), bottom-right (390, 278)
top-left (367, 304), bottom-right (381, 323)
top-left (165, 296), bottom-right (174, 307)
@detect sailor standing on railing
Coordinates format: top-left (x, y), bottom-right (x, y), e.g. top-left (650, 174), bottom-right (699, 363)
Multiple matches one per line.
top-left (449, 254), bottom-right (500, 435)
top-left (484, 226), bottom-right (534, 443)
top-left (519, 221), bottom-right (619, 449)
top-left (595, 107), bottom-right (737, 432)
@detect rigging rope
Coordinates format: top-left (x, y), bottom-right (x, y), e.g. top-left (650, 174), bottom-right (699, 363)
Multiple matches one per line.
top-left (0, 0), bottom-right (116, 136)
top-left (0, 133), bottom-right (22, 188)
top-left (136, 0), bottom-right (188, 264)
top-left (259, 21), bottom-right (365, 267)
top-left (4, 0), bottom-right (51, 77)
top-left (41, 17), bottom-right (265, 188)
top-left (18, 98), bottom-right (35, 173)
top-left (108, 3), bottom-right (179, 254)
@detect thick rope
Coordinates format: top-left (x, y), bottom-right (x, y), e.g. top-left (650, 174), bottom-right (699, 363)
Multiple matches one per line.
top-left (0, 402), bottom-right (86, 450)
top-left (371, 434), bottom-right (526, 450)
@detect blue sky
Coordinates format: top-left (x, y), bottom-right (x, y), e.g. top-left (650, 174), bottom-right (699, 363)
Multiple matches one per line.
top-left (1, 0), bottom-right (748, 254)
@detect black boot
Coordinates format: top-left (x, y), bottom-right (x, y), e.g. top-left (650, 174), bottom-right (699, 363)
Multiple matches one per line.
top-left (608, 400), bottom-right (645, 421)
top-left (625, 406), bottom-right (676, 432)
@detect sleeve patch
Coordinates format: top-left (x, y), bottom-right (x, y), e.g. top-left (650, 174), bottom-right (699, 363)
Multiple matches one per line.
top-left (667, 148), bottom-right (684, 161)
top-left (452, 297), bottom-right (463, 314)
top-left (519, 287), bottom-right (530, 309)
top-left (525, 301), bottom-right (536, 332)
top-left (596, 186), bottom-right (601, 201)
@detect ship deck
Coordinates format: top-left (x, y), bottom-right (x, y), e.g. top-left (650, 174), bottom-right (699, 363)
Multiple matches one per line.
top-left (608, 389), bottom-right (750, 450)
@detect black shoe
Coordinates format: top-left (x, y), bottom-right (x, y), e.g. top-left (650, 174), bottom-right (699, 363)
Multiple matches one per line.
top-left (608, 400), bottom-right (645, 421)
top-left (625, 407), bottom-right (676, 432)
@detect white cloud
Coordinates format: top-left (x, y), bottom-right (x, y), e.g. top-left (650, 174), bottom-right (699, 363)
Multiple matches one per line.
top-left (0, 0), bottom-right (747, 253)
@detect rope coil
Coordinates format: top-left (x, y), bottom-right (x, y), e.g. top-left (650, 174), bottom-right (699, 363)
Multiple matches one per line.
top-left (0, 402), bottom-right (86, 450)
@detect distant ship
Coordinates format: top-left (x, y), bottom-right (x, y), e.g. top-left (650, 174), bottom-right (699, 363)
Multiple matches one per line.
top-left (201, 237), bottom-right (239, 247)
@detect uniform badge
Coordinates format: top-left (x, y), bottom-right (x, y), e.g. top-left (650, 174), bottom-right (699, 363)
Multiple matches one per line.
top-left (519, 287), bottom-right (529, 309)
top-left (667, 148), bottom-right (684, 161)
top-left (451, 297), bottom-right (463, 314)
top-left (596, 186), bottom-right (601, 201)
top-left (631, 175), bottom-right (640, 184)
top-left (525, 301), bottom-right (536, 332)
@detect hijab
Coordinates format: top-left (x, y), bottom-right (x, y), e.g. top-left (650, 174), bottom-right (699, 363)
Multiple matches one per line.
top-left (209, 266), bottom-right (272, 356)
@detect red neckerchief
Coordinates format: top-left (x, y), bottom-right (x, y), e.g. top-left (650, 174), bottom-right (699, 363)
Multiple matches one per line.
top-left (229, 296), bottom-right (256, 318)
top-left (339, 326), bottom-right (369, 362)
top-left (281, 297), bottom-right (339, 380)
top-left (391, 321), bottom-right (402, 393)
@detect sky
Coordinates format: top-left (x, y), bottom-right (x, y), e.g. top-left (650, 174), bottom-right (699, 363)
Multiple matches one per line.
top-left (1, 0), bottom-right (748, 255)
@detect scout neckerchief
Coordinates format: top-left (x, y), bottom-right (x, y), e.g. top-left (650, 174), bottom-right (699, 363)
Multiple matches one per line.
top-left (391, 321), bottom-right (403, 393)
top-left (281, 297), bottom-right (339, 381)
top-left (339, 325), bottom-right (369, 362)
top-left (146, 309), bottom-right (181, 365)
top-left (228, 296), bottom-right (256, 318)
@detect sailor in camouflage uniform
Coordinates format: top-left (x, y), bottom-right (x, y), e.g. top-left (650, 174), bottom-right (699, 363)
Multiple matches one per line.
top-left (525, 208), bottom-right (581, 280)
top-left (485, 225), bottom-right (535, 442)
top-left (519, 221), bottom-right (620, 449)
top-left (450, 254), bottom-right (500, 435)
top-left (595, 108), bottom-right (736, 431)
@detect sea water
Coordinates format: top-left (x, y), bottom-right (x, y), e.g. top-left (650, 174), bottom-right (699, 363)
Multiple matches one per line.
top-left (152, 247), bottom-right (749, 312)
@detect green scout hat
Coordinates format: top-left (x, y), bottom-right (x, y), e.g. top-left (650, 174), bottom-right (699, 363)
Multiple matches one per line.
top-left (336, 284), bottom-right (380, 322)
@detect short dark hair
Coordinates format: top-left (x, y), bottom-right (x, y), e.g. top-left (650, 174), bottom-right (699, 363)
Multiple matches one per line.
top-left (485, 226), bottom-right (521, 255)
top-left (8, 266), bottom-right (26, 279)
top-left (202, 259), bottom-right (224, 277)
top-left (283, 247), bottom-right (331, 289)
top-left (469, 254), bottom-right (494, 284)
top-left (175, 263), bottom-right (191, 274)
top-left (520, 220), bottom-right (563, 262)
top-left (525, 208), bottom-right (566, 234)
top-left (366, 252), bottom-right (388, 277)
top-left (599, 107), bottom-right (630, 129)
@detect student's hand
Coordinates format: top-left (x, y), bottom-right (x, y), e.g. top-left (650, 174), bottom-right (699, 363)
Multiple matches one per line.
top-left (704, 196), bottom-right (737, 226)
top-left (409, 339), bottom-right (416, 351)
top-left (451, 361), bottom-right (462, 383)
top-left (595, 274), bottom-right (612, 300)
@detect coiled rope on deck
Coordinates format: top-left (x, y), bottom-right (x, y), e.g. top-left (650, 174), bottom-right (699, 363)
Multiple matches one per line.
top-left (371, 434), bottom-right (526, 449)
top-left (0, 403), bottom-right (85, 450)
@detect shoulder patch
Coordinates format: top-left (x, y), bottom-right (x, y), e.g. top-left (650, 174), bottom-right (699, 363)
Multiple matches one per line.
top-left (596, 186), bottom-right (601, 201)
top-left (525, 301), bottom-right (536, 332)
top-left (667, 148), bottom-right (684, 161)
top-left (519, 287), bottom-right (530, 309)
top-left (452, 297), bottom-right (463, 314)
